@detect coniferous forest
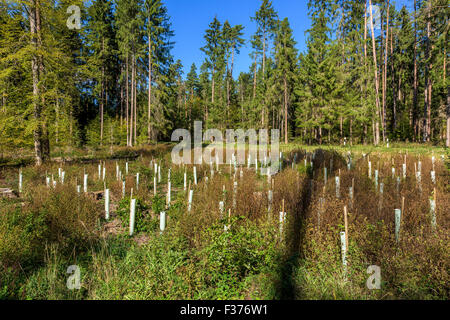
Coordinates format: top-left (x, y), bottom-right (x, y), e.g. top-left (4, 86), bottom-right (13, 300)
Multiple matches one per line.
top-left (0, 0), bottom-right (449, 163)
top-left (0, 0), bottom-right (449, 303)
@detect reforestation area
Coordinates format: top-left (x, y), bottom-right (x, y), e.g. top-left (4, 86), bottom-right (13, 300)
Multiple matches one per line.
top-left (0, 0), bottom-right (449, 300)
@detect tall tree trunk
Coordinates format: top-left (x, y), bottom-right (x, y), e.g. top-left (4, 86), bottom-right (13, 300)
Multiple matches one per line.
top-left (148, 37), bottom-right (152, 143)
top-left (423, 2), bottom-right (431, 142)
top-left (413, 0), bottom-right (418, 141)
top-left (382, 0), bottom-right (390, 143)
top-left (364, 0), bottom-right (368, 64)
top-left (30, 0), bottom-right (43, 166)
top-left (262, 31), bottom-right (267, 129)
top-left (35, 2), bottom-right (49, 161)
top-left (369, 0), bottom-right (381, 145)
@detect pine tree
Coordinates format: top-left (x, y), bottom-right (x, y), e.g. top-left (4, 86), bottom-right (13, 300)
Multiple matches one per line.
top-left (86, 0), bottom-right (117, 146)
top-left (186, 63), bottom-right (200, 129)
top-left (200, 17), bottom-right (224, 108)
top-left (296, 0), bottom-right (334, 144)
top-left (273, 18), bottom-right (298, 143)
top-left (251, 0), bottom-right (278, 128)
top-left (144, 0), bottom-right (174, 143)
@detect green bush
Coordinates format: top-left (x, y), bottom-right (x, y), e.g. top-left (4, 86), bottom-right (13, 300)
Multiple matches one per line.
top-left (197, 217), bottom-right (277, 297)
top-left (116, 197), bottom-right (157, 233)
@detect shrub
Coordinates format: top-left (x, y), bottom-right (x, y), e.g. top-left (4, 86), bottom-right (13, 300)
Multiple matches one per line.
top-left (197, 217), bottom-right (278, 298)
top-left (116, 197), bottom-right (157, 233)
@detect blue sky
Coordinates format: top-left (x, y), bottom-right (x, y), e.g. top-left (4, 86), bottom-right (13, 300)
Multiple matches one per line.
top-left (164, 0), bottom-right (412, 79)
top-left (165, 0), bottom-right (310, 79)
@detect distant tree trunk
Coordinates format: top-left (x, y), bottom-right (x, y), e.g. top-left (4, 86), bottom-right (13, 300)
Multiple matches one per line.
top-left (446, 86), bottom-right (450, 147)
top-left (372, 119), bottom-right (375, 144)
top-left (319, 126), bottom-right (322, 145)
top-left (226, 49), bottom-right (234, 120)
top-left (253, 55), bottom-right (257, 100)
top-left (134, 60), bottom-right (137, 146)
top-left (100, 66), bottom-right (104, 146)
top-left (263, 31), bottom-right (266, 80)
top-left (428, 59), bottom-right (433, 141)
top-left (69, 108), bottom-right (73, 142)
top-left (231, 48), bottom-right (235, 79)
top-left (369, 0), bottom-right (381, 145)
top-left (423, 2), bottom-right (431, 142)
top-left (105, 77), bottom-right (108, 142)
top-left (120, 65), bottom-right (124, 128)
top-left (364, 123), bottom-right (367, 145)
top-left (444, 45), bottom-right (446, 83)
top-left (284, 76), bottom-right (288, 144)
top-left (391, 29), bottom-right (397, 132)
top-left (211, 66), bottom-right (215, 104)
top-left (261, 103), bottom-right (265, 128)
top-left (350, 118), bottom-right (353, 146)
top-left (226, 73), bottom-right (230, 124)
top-left (55, 97), bottom-right (59, 144)
top-left (189, 87), bottom-right (192, 131)
top-left (130, 55), bottom-right (134, 147)
top-left (126, 55), bottom-right (129, 146)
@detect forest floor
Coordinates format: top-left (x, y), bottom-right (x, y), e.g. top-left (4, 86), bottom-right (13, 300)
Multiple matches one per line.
top-left (0, 143), bottom-right (448, 300)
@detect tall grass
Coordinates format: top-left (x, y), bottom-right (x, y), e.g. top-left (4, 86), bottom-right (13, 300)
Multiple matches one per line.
top-left (0, 146), bottom-right (448, 300)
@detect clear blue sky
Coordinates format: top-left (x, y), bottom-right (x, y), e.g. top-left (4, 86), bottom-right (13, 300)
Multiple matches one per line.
top-left (165, 0), bottom-right (310, 79)
top-left (164, 0), bottom-right (412, 79)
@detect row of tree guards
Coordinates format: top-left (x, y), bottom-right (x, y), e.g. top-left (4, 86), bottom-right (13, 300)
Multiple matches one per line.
top-left (334, 154), bottom-right (440, 271)
top-left (14, 151), bottom-right (442, 250)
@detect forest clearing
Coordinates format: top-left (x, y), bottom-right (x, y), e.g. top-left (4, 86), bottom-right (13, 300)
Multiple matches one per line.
top-left (0, 144), bottom-right (448, 300)
top-left (1, 0), bottom-right (449, 303)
